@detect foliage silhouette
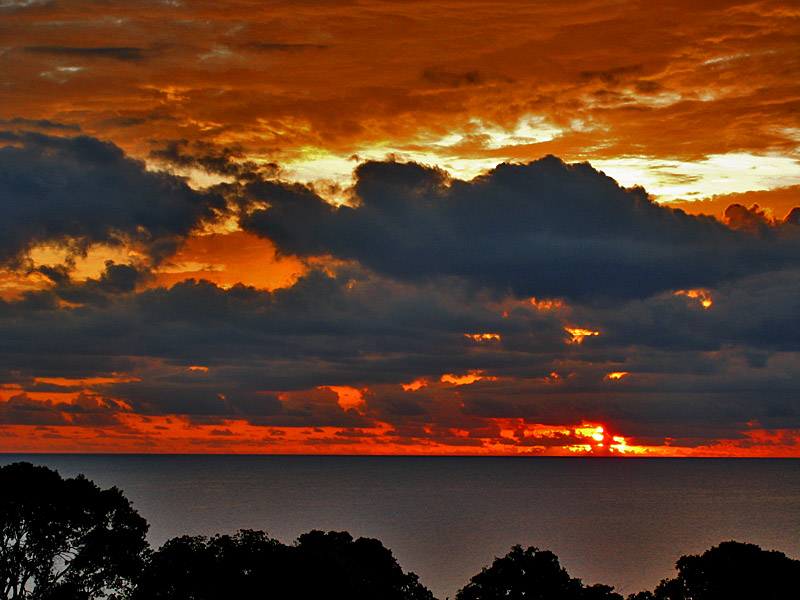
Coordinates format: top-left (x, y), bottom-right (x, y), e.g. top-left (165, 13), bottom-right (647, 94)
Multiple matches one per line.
top-left (627, 540), bottom-right (800, 600)
top-left (0, 462), bottom-right (148, 600)
top-left (295, 530), bottom-right (434, 600)
top-left (455, 544), bottom-right (623, 600)
top-left (134, 528), bottom-right (434, 600)
top-left (132, 529), bottom-right (293, 599)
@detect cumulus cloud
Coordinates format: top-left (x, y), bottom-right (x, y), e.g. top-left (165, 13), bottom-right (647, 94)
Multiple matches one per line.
top-left (35, 261), bottom-right (154, 306)
top-left (723, 203), bottom-right (800, 236)
top-left (0, 269), bottom-right (546, 379)
top-left (0, 256), bottom-right (797, 445)
top-left (0, 132), bottom-right (225, 266)
top-left (149, 139), bottom-right (279, 179)
top-left (1, 141), bottom-right (798, 449)
top-left (106, 377), bottom-right (283, 418)
top-left (240, 156), bottom-right (800, 300)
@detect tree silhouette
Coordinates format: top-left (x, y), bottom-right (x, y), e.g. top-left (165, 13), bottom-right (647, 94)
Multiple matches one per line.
top-left (133, 529), bottom-right (294, 599)
top-left (135, 528), bottom-right (434, 600)
top-left (633, 540), bottom-right (800, 600)
top-left (625, 593), bottom-right (655, 600)
top-left (456, 545), bottom-right (622, 600)
top-left (0, 462), bottom-right (148, 600)
top-left (294, 530), bottom-right (434, 600)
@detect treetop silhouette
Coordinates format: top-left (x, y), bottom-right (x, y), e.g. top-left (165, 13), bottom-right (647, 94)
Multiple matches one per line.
top-left (0, 461), bottom-right (148, 600)
top-left (455, 544), bottom-right (622, 600)
top-left (630, 540), bottom-right (800, 600)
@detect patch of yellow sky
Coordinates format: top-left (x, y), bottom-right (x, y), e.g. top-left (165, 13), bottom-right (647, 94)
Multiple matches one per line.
top-left (265, 117), bottom-right (800, 209)
top-left (0, 229), bottom-right (304, 300)
top-left (0, 243), bottom-right (136, 300)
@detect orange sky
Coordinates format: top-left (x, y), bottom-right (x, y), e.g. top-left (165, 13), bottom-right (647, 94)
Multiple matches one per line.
top-left (1, 0), bottom-right (799, 455)
top-left (3, 1), bottom-right (799, 198)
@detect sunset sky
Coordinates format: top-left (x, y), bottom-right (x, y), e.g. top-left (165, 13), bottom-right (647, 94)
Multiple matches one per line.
top-left (1, 0), bottom-right (799, 455)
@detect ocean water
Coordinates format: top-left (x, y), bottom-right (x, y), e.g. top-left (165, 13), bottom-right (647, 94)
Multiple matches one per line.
top-left (2, 455), bottom-right (799, 599)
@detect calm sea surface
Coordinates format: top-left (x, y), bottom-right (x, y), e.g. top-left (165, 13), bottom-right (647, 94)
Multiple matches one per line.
top-left (2, 455), bottom-right (799, 598)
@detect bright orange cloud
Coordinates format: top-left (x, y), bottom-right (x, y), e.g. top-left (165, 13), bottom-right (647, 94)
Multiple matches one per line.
top-left (3, 0), bottom-right (798, 197)
top-left (1, 409), bottom-right (798, 457)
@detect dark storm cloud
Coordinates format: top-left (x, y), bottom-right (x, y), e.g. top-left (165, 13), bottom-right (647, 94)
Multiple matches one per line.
top-left (0, 132), bottom-right (225, 266)
top-left (565, 268), bottom-right (800, 353)
top-left (106, 379), bottom-right (283, 418)
top-left (240, 156), bottom-right (800, 301)
top-left (1, 145), bottom-right (798, 441)
top-left (0, 268), bottom-right (560, 416)
top-left (249, 388), bottom-right (369, 428)
top-left (22, 45), bottom-right (146, 61)
top-left (723, 203), bottom-right (800, 235)
top-left (1, 260), bottom-right (798, 439)
top-left (149, 139), bottom-right (278, 179)
top-left (366, 390), bottom-right (429, 417)
top-left (37, 261), bottom-right (154, 306)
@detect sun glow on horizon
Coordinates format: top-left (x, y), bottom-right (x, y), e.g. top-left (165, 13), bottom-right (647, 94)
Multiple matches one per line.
top-left (571, 424), bottom-right (637, 455)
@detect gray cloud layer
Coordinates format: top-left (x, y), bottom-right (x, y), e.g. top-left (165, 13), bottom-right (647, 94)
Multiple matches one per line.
top-left (1, 134), bottom-right (799, 448)
top-left (0, 132), bottom-right (224, 266)
top-left (240, 156), bottom-right (800, 300)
